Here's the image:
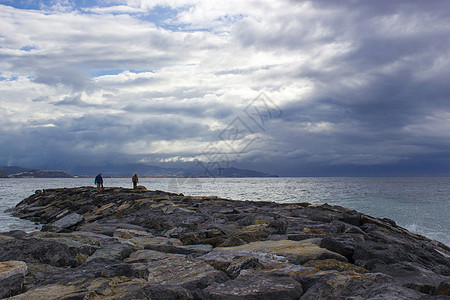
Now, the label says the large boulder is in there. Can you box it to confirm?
[0,261,27,298]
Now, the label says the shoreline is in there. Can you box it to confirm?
[0,186,449,299]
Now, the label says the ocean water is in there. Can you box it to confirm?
[0,177,448,246]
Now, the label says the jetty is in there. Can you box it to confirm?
[1,187,449,299]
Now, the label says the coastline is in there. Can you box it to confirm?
[1,177,448,247]
[0,186,449,299]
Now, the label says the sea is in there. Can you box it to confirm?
[0,177,448,247]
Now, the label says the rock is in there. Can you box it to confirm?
[6,187,450,299]
[225,255,264,279]
[87,241,136,262]
[303,259,369,273]
[203,274,303,300]
[10,277,193,300]
[199,248,290,272]
[319,237,354,261]
[29,231,115,249]
[131,236,183,249]
[145,243,213,256]
[300,272,429,300]
[113,228,153,239]
[217,240,348,264]
[124,249,186,263]
[437,281,450,296]
[78,222,148,236]
[0,261,27,298]
[146,257,229,291]
[51,212,84,230]
[0,237,94,267]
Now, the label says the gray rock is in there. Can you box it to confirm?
[87,241,136,262]
[145,243,213,256]
[146,257,229,291]
[199,248,289,272]
[124,249,186,263]
[225,255,264,279]
[0,261,27,298]
[203,274,303,300]
[300,272,428,300]
[52,212,84,229]
[8,187,450,299]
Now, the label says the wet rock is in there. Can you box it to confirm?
[0,261,27,298]
[203,274,303,300]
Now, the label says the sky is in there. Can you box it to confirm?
[0,0,449,176]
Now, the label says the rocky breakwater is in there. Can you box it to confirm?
[1,186,449,299]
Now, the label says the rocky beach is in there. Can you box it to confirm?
[0,186,449,299]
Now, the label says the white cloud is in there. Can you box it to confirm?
[1,1,450,175]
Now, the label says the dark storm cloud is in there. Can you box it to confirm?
[1,1,449,176]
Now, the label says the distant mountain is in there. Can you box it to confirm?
[189,167,275,177]
[1,164,276,178]
[0,166,74,178]
[0,171,8,178]
[0,166,31,176]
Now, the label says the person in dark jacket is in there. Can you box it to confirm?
[132,173,138,189]
[94,173,103,191]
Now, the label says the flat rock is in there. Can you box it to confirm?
[86,241,136,262]
[146,257,229,291]
[199,248,290,272]
[203,274,303,300]
[124,249,186,263]
[52,212,84,229]
[217,240,348,264]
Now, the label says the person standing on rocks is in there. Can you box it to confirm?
[132,173,139,189]
[95,173,104,191]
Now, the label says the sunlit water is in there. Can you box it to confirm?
[0,177,448,246]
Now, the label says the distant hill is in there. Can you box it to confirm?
[190,167,275,177]
[0,166,74,178]
[0,171,8,178]
[1,164,276,178]
[0,166,31,176]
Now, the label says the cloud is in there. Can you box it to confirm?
[0,1,449,176]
